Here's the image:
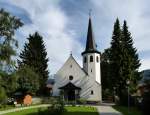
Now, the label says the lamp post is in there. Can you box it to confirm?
[126,80,130,114]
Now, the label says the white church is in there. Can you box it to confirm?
[52,16,102,103]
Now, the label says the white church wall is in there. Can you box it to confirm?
[95,53,101,84]
[52,55,87,96]
[83,53,101,84]
[52,16,102,102]
[53,55,102,102]
[79,76,102,101]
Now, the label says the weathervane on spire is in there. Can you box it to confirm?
[89,9,92,17]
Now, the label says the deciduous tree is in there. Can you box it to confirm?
[0,9,23,71]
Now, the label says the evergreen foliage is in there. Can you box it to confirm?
[18,32,49,95]
[121,20,141,93]
[16,65,39,95]
[101,48,112,90]
[110,18,123,89]
[101,19,141,105]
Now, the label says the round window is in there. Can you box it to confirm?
[69,75,73,80]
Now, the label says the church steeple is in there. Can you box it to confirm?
[86,17,96,51]
[82,16,100,55]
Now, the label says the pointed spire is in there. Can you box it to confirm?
[82,12,100,55]
[85,16,96,51]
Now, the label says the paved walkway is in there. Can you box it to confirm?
[0,104,50,115]
[96,103,122,115]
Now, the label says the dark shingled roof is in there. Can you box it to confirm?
[82,17,100,55]
[59,82,81,90]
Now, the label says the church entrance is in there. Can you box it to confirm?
[67,90,75,101]
[59,82,81,101]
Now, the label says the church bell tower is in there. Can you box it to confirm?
[81,16,101,85]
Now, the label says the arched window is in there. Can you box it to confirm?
[84,57,87,63]
[91,90,94,95]
[70,65,72,68]
[96,56,99,62]
[90,56,93,62]
[69,75,73,81]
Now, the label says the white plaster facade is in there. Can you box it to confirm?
[52,17,102,102]
[52,54,102,102]
[82,53,101,84]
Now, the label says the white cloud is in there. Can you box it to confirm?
[8,0,83,74]
[91,0,150,71]
[140,59,150,71]
[2,0,150,73]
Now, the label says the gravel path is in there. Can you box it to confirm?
[0,104,50,115]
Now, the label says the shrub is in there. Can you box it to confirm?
[38,96,64,115]
[41,97,59,104]
[77,98,87,105]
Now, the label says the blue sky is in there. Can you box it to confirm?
[0,0,150,74]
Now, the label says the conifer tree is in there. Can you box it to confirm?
[19,32,49,94]
[101,48,112,90]
[121,21,141,92]
[107,19,141,105]
[122,21,141,70]
[110,18,122,89]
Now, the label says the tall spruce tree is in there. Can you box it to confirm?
[101,48,114,98]
[19,32,49,94]
[121,21,141,92]
[101,48,112,90]
[122,21,141,70]
[108,19,141,105]
[110,18,122,89]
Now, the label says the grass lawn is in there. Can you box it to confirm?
[113,105,142,115]
[4,107,47,115]
[2,106,99,115]
[62,106,99,115]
